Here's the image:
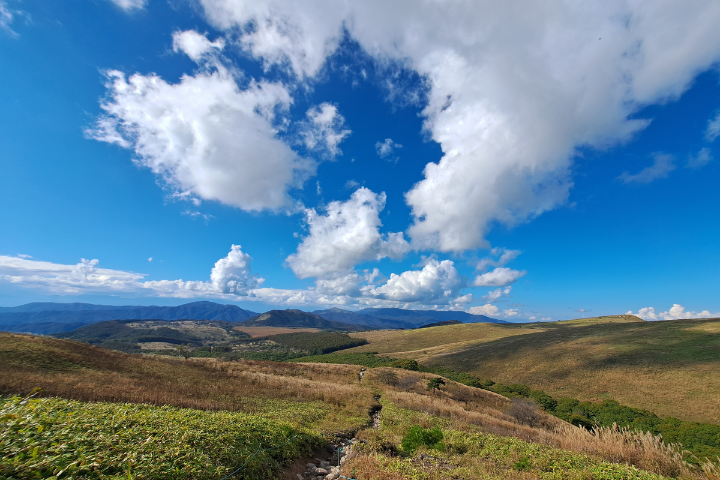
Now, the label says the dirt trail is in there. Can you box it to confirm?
[282,393,383,480]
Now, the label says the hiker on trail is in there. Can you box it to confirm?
[358,368,366,383]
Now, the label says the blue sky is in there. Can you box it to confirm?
[1,0,719,321]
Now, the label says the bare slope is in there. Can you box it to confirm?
[351,316,720,424]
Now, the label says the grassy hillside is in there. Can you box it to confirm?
[3,332,720,479]
[54,319,251,352]
[1,396,323,479]
[348,316,720,424]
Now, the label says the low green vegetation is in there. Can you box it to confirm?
[0,395,325,480]
[291,350,720,464]
[350,402,669,480]
[268,331,368,354]
[400,425,444,454]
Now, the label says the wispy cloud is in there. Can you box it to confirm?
[108,0,147,12]
[706,111,720,143]
[687,147,714,169]
[618,153,675,184]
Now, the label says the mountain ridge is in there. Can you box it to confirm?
[0,301,503,335]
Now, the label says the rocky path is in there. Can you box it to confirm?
[283,394,382,480]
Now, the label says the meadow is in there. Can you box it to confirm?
[348,316,720,424]
[3,326,720,479]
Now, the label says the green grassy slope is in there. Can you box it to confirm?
[1,396,323,480]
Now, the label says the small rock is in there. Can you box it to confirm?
[320,460,330,468]
[306,463,316,468]
[296,474,303,480]
[316,468,328,475]
[326,474,339,480]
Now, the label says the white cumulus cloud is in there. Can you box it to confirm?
[197,0,720,251]
[286,187,410,278]
[481,286,512,303]
[469,304,499,317]
[300,103,351,158]
[473,267,526,287]
[627,304,718,321]
[172,30,225,62]
[618,153,676,184]
[375,138,402,161]
[366,259,463,304]
[88,37,314,212]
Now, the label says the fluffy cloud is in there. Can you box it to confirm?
[706,111,720,143]
[109,0,146,11]
[480,286,512,303]
[618,153,676,184]
[300,103,351,158]
[366,259,463,304]
[172,30,225,62]
[286,187,410,278]
[198,1,720,251]
[88,32,314,212]
[0,245,262,298]
[375,138,402,160]
[198,0,348,78]
[687,148,714,169]
[469,304,499,317]
[473,267,526,287]
[627,304,718,321]
[314,268,380,297]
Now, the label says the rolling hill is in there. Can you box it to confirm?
[240,309,367,331]
[54,319,251,352]
[1,332,694,480]
[346,315,720,424]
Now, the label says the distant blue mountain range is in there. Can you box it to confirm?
[0,301,504,335]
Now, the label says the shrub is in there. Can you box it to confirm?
[376,371,399,386]
[507,397,542,427]
[427,378,445,392]
[396,375,420,391]
[401,425,444,454]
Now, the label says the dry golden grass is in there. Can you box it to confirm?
[352,317,720,423]
[554,423,691,478]
[234,326,321,337]
[0,332,372,432]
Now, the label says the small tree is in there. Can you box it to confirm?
[427,377,445,393]
[397,375,420,392]
[176,344,194,360]
[376,370,399,386]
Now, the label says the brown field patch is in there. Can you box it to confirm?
[233,326,321,337]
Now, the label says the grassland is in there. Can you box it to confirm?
[0,332,373,432]
[348,316,720,424]
[3,331,720,479]
[234,326,321,337]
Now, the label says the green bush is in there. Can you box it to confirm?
[401,425,444,454]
